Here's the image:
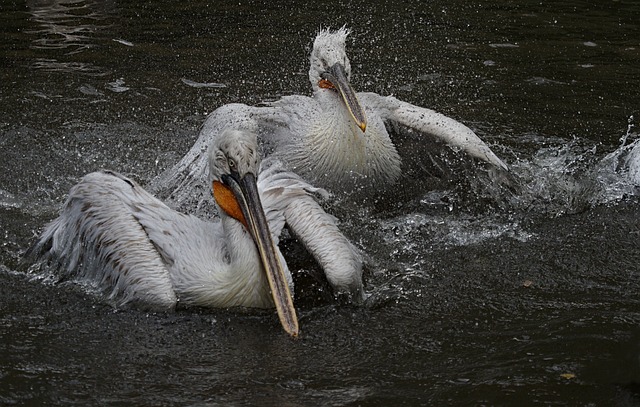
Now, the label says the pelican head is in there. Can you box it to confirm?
[309,27,367,132]
[208,129,298,337]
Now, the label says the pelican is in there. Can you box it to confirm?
[150,27,509,212]
[28,129,364,337]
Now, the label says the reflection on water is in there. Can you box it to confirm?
[26,0,114,75]
[29,58,109,75]
[28,0,105,53]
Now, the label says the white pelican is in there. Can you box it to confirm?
[150,27,508,210]
[29,129,364,337]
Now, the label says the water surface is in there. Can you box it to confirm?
[1,0,640,405]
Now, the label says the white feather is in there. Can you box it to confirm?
[151,28,508,204]
[31,130,364,309]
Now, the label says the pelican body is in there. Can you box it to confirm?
[151,27,508,209]
[29,129,364,337]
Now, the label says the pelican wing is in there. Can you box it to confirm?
[258,159,364,299]
[29,170,287,310]
[148,103,282,215]
[360,92,509,171]
[29,171,179,309]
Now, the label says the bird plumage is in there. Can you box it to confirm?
[150,27,508,208]
[29,129,363,332]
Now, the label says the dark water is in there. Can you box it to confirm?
[2,0,640,405]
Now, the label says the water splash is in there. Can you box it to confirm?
[0,189,21,209]
[480,123,639,217]
[380,212,531,254]
[599,116,639,187]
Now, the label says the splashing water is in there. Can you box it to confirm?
[490,122,639,217]
[599,116,640,188]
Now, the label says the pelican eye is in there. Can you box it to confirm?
[228,158,236,169]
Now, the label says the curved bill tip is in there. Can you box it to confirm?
[285,320,300,338]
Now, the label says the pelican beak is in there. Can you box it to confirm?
[321,62,367,132]
[221,172,299,337]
